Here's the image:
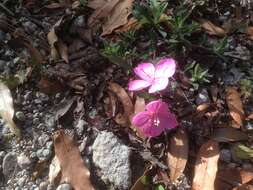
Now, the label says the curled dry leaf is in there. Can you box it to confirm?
[47,20,69,63]
[246,26,253,40]
[167,128,188,182]
[192,140,220,190]
[49,156,61,185]
[38,77,65,94]
[226,87,245,127]
[233,183,253,190]
[108,82,134,126]
[212,127,248,142]
[215,168,253,190]
[0,82,21,137]
[133,96,146,139]
[88,0,134,36]
[200,19,227,37]
[53,130,94,190]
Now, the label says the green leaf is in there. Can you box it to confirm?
[140,175,151,186]
[232,144,253,159]
[155,184,165,190]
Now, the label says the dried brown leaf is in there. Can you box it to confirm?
[49,156,61,185]
[200,19,227,37]
[247,113,253,120]
[47,20,69,63]
[0,82,21,137]
[88,0,134,36]
[246,26,253,40]
[226,87,245,127]
[38,77,64,94]
[192,140,220,190]
[167,128,188,182]
[134,96,145,115]
[212,127,248,142]
[53,130,94,190]
[215,169,253,190]
[102,0,134,36]
[108,82,134,126]
[233,183,253,190]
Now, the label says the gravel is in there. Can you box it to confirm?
[92,131,132,190]
[56,183,73,190]
[2,152,18,179]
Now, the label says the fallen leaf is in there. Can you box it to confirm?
[167,128,188,182]
[212,127,248,142]
[232,144,253,159]
[233,183,253,190]
[215,168,253,190]
[38,77,65,94]
[247,113,253,120]
[192,140,220,190]
[53,130,94,190]
[0,82,21,137]
[102,0,134,36]
[32,160,48,180]
[88,0,134,36]
[49,156,61,185]
[108,82,134,126]
[115,18,141,33]
[200,19,227,37]
[226,87,245,127]
[246,26,253,40]
[134,96,145,115]
[54,97,76,121]
[47,19,69,63]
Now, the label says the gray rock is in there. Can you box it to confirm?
[39,181,48,190]
[92,131,131,189]
[75,119,86,137]
[2,152,18,178]
[38,133,50,146]
[220,149,231,162]
[56,184,72,190]
[17,153,31,170]
[16,111,26,121]
[22,21,37,34]
[196,89,210,105]
[0,151,6,163]
[0,30,6,42]
[17,176,26,187]
[73,16,85,27]
[0,60,6,72]
[36,148,51,161]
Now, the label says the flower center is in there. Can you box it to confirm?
[150,111,160,127]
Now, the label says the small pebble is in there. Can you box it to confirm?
[56,183,73,190]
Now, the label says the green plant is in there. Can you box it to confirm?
[133,0,168,28]
[101,42,137,70]
[79,0,87,7]
[167,5,199,50]
[185,62,212,89]
[240,79,252,98]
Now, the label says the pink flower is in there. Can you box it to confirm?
[132,100,178,137]
[128,58,176,93]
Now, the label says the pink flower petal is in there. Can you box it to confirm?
[134,63,155,82]
[128,80,151,91]
[132,111,151,127]
[146,100,168,113]
[158,112,178,130]
[142,124,164,137]
[148,77,168,93]
[155,58,176,78]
